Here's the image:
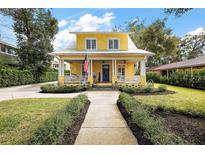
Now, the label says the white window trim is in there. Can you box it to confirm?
[101,63,111,82]
[107,38,120,50]
[117,64,126,81]
[85,38,97,50]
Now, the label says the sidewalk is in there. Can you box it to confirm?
[75,91,138,145]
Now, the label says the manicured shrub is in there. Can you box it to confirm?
[118,84,168,94]
[40,84,87,93]
[0,67,57,87]
[143,85,153,93]
[147,68,205,89]
[118,93,187,145]
[158,85,167,92]
[30,94,89,144]
[146,72,160,83]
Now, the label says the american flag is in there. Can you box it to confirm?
[84,55,89,73]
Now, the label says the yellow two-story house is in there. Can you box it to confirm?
[51,32,153,86]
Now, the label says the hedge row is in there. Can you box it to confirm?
[30,94,89,144]
[118,93,187,145]
[118,85,167,94]
[147,68,205,89]
[40,84,87,93]
[0,68,58,87]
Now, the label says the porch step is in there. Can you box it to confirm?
[91,84,114,91]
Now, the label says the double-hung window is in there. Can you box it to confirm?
[86,39,97,50]
[108,39,119,50]
[118,64,125,81]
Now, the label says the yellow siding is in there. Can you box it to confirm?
[126,61,135,80]
[76,33,128,51]
[70,61,82,75]
[70,61,113,83]
[92,61,102,83]
[58,76,64,85]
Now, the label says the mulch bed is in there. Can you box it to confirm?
[118,100,205,145]
[132,90,176,96]
[117,101,153,145]
[153,110,205,145]
[61,101,90,145]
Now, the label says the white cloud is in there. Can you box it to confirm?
[53,29,76,50]
[187,27,205,35]
[53,12,116,50]
[58,19,69,28]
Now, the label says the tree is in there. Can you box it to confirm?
[127,19,181,67]
[0,9,58,81]
[164,8,192,17]
[180,29,205,59]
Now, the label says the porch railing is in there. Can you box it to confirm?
[64,75,88,84]
[117,75,140,83]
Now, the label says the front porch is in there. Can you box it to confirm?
[58,58,147,86]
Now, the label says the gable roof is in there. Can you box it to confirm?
[150,55,205,71]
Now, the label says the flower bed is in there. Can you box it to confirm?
[118,84,174,95]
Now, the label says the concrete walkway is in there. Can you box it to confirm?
[0,82,83,101]
[75,91,138,145]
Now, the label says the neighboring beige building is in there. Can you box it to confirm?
[0,40,19,66]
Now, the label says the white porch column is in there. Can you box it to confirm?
[88,59,93,85]
[58,59,62,76]
[90,59,93,77]
[140,60,146,85]
[58,59,65,85]
[112,60,115,77]
[140,60,146,76]
[114,60,117,75]
[112,59,117,84]
[61,59,64,76]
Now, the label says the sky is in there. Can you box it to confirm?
[0,8,205,50]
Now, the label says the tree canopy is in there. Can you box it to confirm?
[164,8,192,17]
[180,30,205,59]
[126,18,181,67]
[0,9,58,80]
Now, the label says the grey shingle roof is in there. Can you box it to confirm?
[150,55,205,71]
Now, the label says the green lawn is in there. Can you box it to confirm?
[135,84,205,116]
[0,98,69,144]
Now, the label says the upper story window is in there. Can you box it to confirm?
[86,39,97,50]
[108,39,119,50]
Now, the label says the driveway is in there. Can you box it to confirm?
[0,82,84,101]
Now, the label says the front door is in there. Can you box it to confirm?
[102,64,110,82]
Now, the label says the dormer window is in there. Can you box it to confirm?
[108,39,119,50]
[86,38,97,50]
